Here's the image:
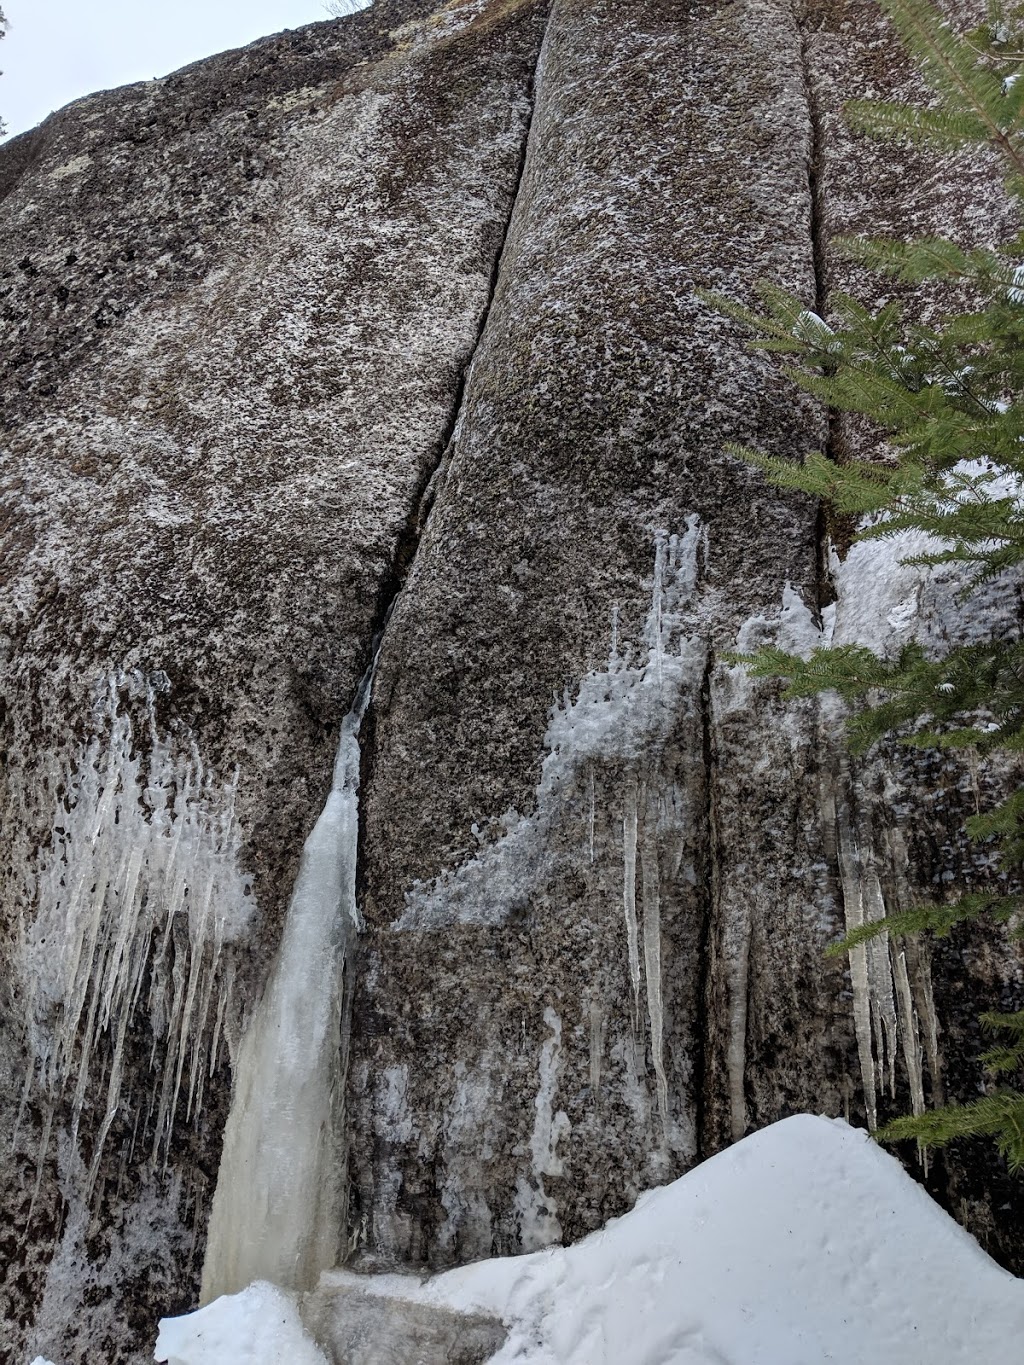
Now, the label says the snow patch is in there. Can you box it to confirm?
[410,1115,1024,1364]
[155,1282,327,1365]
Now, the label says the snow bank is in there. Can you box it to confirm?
[330,1115,1024,1365]
[156,1116,1024,1365]
[154,1282,327,1365]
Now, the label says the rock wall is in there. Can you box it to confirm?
[350,0,829,1262]
[0,2,548,1358]
[1,0,1022,1359]
[350,0,1024,1275]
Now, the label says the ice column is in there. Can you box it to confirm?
[200,659,377,1301]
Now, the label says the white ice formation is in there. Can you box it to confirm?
[514,1006,571,1251]
[738,462,1021,1132]
[200,657,377,1301]
[18,673,254,1203]
[398,521,706,932]
[398,523,706,1150]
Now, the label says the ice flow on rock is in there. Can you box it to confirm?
[200,656,379,1301]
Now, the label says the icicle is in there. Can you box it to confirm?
[165,880,216,1145]
[862,868,898,1099]
[835,792,939,1137]
[640,794,669,1141]
[587,766,595,864]
[835,807,878,1129]
[208,966,232,1081]
[84,988,134,1204]
[888,827,943,1109]
[11,1059,34,1155]
[186,942,219,1123]
[911,942,942,1106]
[27,1101,54,1229]
[622,774,641,1031]
[892,948,925,1119]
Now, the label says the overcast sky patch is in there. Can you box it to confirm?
[1,0,373,140]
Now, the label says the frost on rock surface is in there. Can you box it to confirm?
[17,673,253,1200]
[399,522,707,934]
[24,1154,192,1365]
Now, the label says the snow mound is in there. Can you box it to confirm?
[354,1115,1024,1365]
[156,1116,1024,1364]
[154,1281,327,1365]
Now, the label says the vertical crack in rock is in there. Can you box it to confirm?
[798,30,842,614]
[356,12,549,869]
[202,18,551,1301]
[799,34,830,336]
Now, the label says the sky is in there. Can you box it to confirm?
[1,0,372,141]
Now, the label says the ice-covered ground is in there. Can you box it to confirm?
[151,1114,1024,1365]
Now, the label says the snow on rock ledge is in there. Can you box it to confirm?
[162,1115,1024,1365]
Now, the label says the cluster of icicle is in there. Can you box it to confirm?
[733,466,1003,1148]
[18,673,254,1207]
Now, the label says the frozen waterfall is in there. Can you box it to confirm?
[200,658,377,1301]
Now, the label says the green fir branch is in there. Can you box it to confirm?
[878,1091,1024,1172]
[825,892,1020,954]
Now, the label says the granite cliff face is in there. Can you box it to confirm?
[1,0,1022,1360]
